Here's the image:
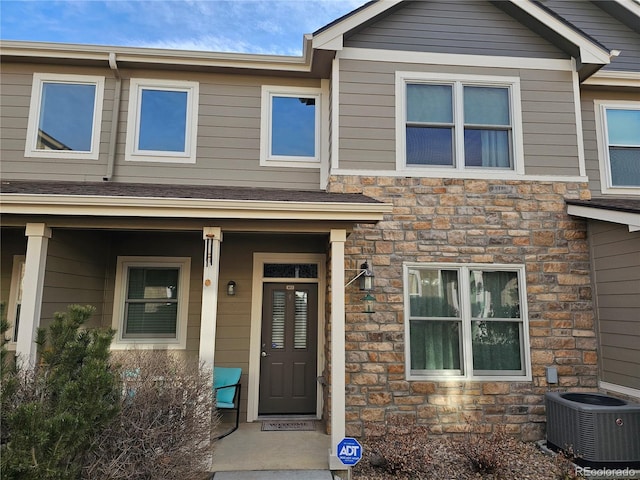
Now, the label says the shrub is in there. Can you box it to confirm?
[83,350,218,480]
[1,305,120,480]
[451,427,513,474]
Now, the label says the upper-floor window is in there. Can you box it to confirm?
[25,73,105,159]
[595,101,640,195]
[260,85,321,168]
[396,72,523,174]
[111,256,191,349]
[125,79,199,163]
[404,263,531,381]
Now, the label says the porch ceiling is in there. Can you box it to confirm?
[0,180,393,223]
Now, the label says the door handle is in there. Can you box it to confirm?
[261,351,271,357]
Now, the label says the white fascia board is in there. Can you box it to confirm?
[0,194,393,222]
[339,47,573,71]
[0,39,313,73]
[567,204,640,231]
[583,70,640,88]
[513,0,612,65]
[312,0,403,51]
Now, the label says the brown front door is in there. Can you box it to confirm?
[259,283,318,415]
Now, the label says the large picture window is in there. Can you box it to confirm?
[125,79,199,163]
[25,73,104,159]
[595,101,640,194]
[112,257,190,349]
[404,263,530,380]
[260,85,321,167]
[397,72,523,174]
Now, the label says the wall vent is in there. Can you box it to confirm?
[545,392,640,464]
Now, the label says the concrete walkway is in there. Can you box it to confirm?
[213,470,334,479]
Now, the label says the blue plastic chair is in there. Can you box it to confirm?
[213,366,242,439]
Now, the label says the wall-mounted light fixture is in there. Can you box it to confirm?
[345,261,376,313]
[227,280,236,296]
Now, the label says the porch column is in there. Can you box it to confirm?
[329,229,346,470]
[16,223,51,369]
[199,227,222,369]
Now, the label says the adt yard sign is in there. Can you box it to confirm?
[337,437,362,466]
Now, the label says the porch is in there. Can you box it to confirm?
[211,422,331,472]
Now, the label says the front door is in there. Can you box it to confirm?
[259,283,318,415]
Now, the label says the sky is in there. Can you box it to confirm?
[0,0,369,56]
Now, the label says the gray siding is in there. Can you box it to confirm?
[544,1,640,72]
[580,88,639,197]
[344,0,567,59]
[41,230,110,331]
[338,59,580,176]
[589,221,640,390]
[0,63,322,190]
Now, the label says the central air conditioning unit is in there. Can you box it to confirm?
[545,392,640,465]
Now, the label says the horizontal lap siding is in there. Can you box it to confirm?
[590,221,640,390]
[544,0,640,72]
[0,63,321,190]
[344,0,566,59]
[338,59,580,175]
[41,230,110,331]
[580,89,639,197]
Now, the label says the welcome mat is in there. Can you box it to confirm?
[261,420,317,432]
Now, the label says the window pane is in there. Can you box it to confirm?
[37,82,96,151]
[128,268,179,300]
[294,290,308,349]
[407,127,453,165]
[469,270,520,319]
[464,129,511,168]
[472,321,522,371]
[409,269,460,317]
[271,290,286,349]
[263,264,317,278]
[464,86,510,126]
[125,302,177,336]
[138,89,187,152]
[607,109,640,146]
[407,84,452,123]
[271,96,316,157]
[609,147,640,186]
[410,320,461,370]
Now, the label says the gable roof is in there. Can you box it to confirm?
[312,0,614,79]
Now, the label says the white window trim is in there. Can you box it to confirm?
[125,78,199,164]
[594,100,640,196]
[111,256,191,350]
[260,85,322,168]
[6,255,25,351]
[395,71,525,176]
[25,73,104,160]
[403,262,532,382]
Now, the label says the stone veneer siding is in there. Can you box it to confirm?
[327,176,597,442]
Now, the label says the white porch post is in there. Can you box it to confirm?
[199,227,222,369]
[16,223,51,369]
[329,229,347,469]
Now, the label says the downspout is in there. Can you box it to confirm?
[104,52,121,181]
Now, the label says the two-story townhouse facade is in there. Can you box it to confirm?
[1,0,639,469]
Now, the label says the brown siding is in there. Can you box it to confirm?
[344,0,566,59]
[338,59,580,176]
[589,221,640,390]
[40,229,110,331]
[0,63,322,190]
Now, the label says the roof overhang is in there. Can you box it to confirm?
[566,199,640,232]
[582,70,640,88]
[0,36,335,78]
[313,0,613,81]
[0,193,391,222]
